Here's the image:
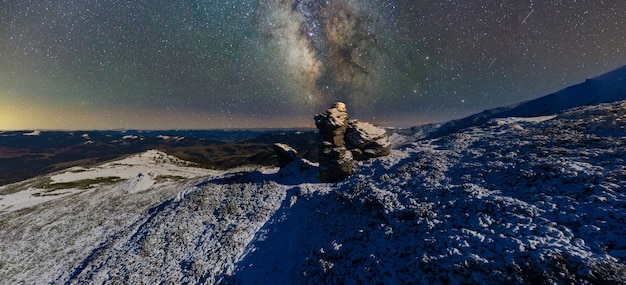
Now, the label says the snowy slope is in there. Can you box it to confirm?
[226,101,626,284]
[0,150,294,284]
[0,150,212,212]
[1,101,626,282]
[429,65,626,139]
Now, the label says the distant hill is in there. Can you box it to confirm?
[0,129,318,186]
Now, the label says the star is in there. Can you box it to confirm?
[0,1,624,129]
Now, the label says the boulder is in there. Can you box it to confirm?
[273,143,298,168]
[318,146,354,183]
[345,120,391,160]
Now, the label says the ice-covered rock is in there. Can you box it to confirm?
[317,146,354,183]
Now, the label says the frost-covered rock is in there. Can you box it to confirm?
[317,146,354,183]
[346,120,391,160]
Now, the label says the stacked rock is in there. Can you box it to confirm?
[314,102,355,183]
[313,102,391,182]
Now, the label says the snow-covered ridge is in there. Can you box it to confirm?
[1,101,626,283]
[427,64,626,139]
[228,101,626,284]
[51,149,204,183]
[0,150,213,212]
[23,130,42,136]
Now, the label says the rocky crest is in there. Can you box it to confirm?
[314,102,355,182]
[314,102,390,182]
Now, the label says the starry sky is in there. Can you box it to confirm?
[1,0,625,130]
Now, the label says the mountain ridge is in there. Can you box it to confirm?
[1,66,626,284]
[426,64,626,139]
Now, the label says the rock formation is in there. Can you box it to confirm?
[272,143,317,180]
[273,143,298,168]
[314,102,354,183]
[345,120,391,160]
[314,102,390,182]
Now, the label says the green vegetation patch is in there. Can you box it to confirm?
[31,191,70,197]
[43,176,125,191]
[154,175,187,183]
[0,180,34,195]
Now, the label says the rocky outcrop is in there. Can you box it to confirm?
[273,143,298,168]
[345,120,391,160]
[314,102,390,182]
[314,102,354,183]
[315,102,350,147]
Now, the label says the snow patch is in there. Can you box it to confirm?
[122,135,140,140]
[23,130,41,136]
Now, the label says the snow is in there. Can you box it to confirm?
[274,143,298,156]
[23,130,41,136]
[122,135,140,140]
[154,135,188,142]
[491,115,557,125]
[0,186,80,212]
[51,150,209,184]
[1,97,626,283]
[0,150,213,212]
[429,65,626,139]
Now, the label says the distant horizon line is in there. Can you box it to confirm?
[0,121,432,132]
[0,124,427,133]
[0,127,319,132]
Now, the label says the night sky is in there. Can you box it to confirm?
[1,1,625,130]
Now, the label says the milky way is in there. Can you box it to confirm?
[0,1,625,129]
[257,0,386,111]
